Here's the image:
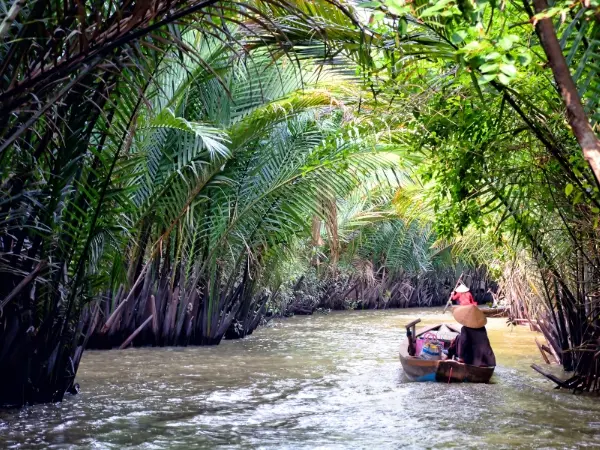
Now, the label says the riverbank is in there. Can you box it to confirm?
[1,309,598,449]
[85,268,499,348]
[270,269,497,318]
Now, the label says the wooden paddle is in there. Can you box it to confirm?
[443,273,464,313]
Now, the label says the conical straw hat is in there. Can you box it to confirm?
[455,283,470,293]
[452,305,487,328]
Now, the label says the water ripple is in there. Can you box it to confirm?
[1,308,598,449]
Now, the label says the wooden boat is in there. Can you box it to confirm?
[479,306,509,317]
[399,321,495,383]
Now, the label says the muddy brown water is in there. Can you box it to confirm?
[1,308,599,449]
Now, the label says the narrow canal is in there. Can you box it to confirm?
[2,309,599,449]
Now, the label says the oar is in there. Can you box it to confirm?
[443,273,464,313]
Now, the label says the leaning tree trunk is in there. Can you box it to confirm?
[529,0,600,185]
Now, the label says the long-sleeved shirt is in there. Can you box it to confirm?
[451,291,477,306]
[448,326,496,367]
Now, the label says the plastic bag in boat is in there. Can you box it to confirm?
[419,333,442,360]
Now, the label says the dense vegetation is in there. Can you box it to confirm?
[1,0,599,406]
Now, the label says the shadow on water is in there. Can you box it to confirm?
[1,308,599,449]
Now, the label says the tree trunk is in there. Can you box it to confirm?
[531,0,600,185]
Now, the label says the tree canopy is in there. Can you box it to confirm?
[1,0,600,406]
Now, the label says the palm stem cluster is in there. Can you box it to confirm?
[0,0,383,407]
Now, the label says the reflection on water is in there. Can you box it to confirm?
[1,308,599,449]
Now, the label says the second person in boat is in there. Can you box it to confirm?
[451,282,477,306]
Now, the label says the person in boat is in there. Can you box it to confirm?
[447,305,496,367]
[451,282,477,306]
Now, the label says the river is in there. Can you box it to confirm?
[1,308,599,449]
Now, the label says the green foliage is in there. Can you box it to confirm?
[355,0,600,379]
[0,0,381,406]
[3,0,600,404]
